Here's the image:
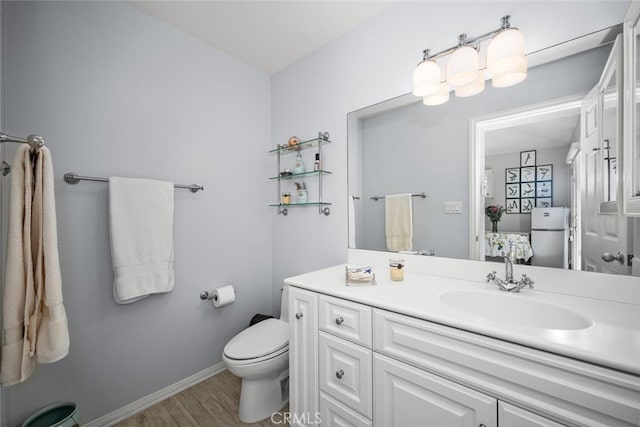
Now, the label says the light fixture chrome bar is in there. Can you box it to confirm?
[424,15,514,60]
[371,193,426,201]
[63,172,204,193]
[0,132,45,149]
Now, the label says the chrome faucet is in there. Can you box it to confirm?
[504,248,515,283]
[486,247,534,293]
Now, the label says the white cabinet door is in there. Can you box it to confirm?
[499,402,564,427]
[319,331,372,419]
[374,353,497,427]
[289,287,318,427]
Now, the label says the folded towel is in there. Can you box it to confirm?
[385,193,413,252]
[1,145,69,386]
[109,177,175,304]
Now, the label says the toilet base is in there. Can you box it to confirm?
[238,369,289,423]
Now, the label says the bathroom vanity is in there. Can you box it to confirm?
[286,260,640,427]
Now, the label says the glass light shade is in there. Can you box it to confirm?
[492,56,528,88]
[423,82,450,106]
[412,59,441,97]
[455,69,485,97]
[447,45,479,87]
[487,28,525,74]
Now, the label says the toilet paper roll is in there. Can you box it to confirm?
[212,285,235,308]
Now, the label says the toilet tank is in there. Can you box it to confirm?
[280,283,289,322]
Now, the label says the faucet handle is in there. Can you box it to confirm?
[486,271,497,283]
[520,274,534,288]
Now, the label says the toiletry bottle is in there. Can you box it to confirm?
[314,153,321,171]
[293,152,305,174]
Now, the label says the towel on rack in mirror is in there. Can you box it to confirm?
[385,193,413,252]
[348,195,356,248]
[1,145,69,386]
[109,177,175,304]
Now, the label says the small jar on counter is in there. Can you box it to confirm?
[389,258,405,281]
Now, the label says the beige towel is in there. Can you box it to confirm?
[385,193,413,252]
[1,145,69,386]
[109,177,175,304]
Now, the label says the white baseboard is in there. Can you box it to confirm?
[84,362,227,427]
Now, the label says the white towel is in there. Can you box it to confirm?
[109,177,175,304]
[1,145,69,386]
[348,195,356,248]
[385,193,413,252]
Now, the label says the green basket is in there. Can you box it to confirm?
[22,402,79,427]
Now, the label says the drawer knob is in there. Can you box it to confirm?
[479,424,487,427]
[295,312,303,320]
[335,369,344,379]
[335,316,344,325]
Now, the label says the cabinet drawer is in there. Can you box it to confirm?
[319,331,372,419]
[320,392,372,427]
[499,402,565,427]
[319,294,372,347]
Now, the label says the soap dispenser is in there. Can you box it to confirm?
[293,151,305,174]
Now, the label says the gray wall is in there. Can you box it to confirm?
[355,47,608,259]
[1,2,272,425]
[485,145,572,233]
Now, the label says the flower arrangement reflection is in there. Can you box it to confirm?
[485,205,505,232]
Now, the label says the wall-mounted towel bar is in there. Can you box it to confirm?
[63,172,204,193]
[1,132,46,176]
[371,193,426,201]
[0,132,45,149]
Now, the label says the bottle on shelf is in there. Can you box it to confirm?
[293,152,305,174]
[314,153,321,171]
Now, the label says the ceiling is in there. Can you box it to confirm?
[129,1,394,74]
[485,113,581,157]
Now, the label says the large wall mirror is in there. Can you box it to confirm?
[348,23,640,277]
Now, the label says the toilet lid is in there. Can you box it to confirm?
[224,319,289,360]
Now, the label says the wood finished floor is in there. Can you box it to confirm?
[114,370,289,427]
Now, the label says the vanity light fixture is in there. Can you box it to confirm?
[412,15,527,106]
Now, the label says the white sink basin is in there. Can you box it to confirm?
[440,290,593,330]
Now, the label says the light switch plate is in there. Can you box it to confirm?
[444,201,462,214]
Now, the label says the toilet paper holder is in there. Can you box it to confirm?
[199,290,214,300]
[199,288,236,302]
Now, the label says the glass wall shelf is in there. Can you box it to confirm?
[270,170,332,180]
[269,137,331,154]
[270,131,331,216]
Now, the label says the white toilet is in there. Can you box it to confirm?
[222,285,290,423]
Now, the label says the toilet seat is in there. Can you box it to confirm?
[223,319,289,362]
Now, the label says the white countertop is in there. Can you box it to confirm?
[285,264,640,376]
